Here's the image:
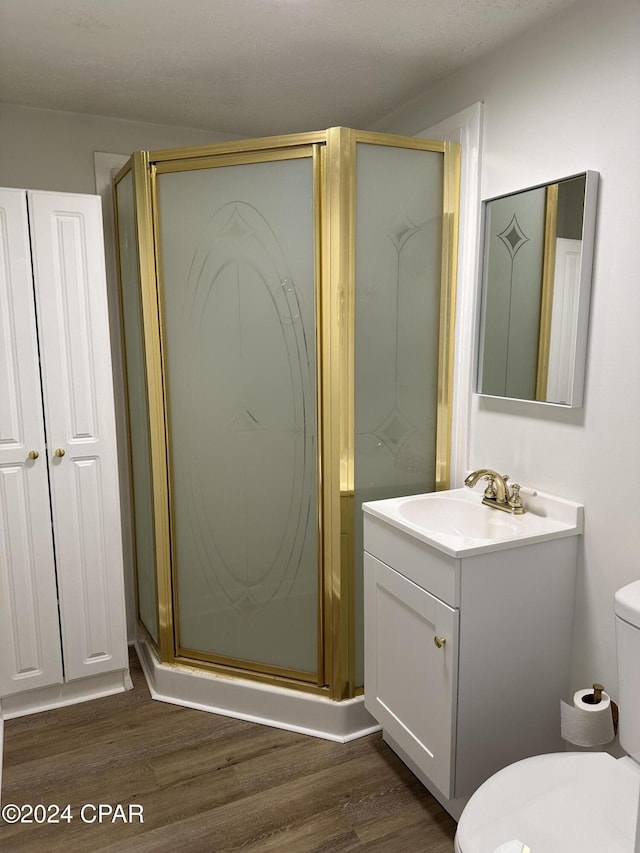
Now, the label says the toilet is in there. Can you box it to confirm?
[455,580,640,853]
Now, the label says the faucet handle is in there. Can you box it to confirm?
[507,483,527,514]
[509,483,522,507]
[483,476,497,500]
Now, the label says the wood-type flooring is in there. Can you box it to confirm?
[1,649,456,852]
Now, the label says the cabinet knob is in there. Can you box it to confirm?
[434,635,446,649]
[54,447,66,458]
[28,450,39,460]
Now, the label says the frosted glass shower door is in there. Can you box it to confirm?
[156,154,318,678]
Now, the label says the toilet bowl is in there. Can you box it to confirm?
[455,580,640,853]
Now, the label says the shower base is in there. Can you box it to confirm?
[135,633,380,742]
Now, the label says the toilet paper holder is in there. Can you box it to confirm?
[581,683,619,735]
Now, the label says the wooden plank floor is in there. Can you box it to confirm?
[1,650,457,852]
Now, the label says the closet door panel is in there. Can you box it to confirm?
[28,191,128,681]
[0,189,63,696]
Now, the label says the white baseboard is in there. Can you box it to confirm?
[0,669,132,720]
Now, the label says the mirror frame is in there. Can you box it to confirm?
[476,170,599,408]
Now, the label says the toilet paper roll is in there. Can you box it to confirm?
[560,688,615,747]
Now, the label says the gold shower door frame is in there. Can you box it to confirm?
[121,128,460,701]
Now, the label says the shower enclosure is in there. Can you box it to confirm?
[114,128,459,719]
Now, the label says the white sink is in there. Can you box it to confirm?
[362,487,583,557]
[398,494,521,539]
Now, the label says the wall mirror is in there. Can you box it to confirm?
[476,170,598,407]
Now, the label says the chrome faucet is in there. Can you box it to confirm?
[464,468,525,514]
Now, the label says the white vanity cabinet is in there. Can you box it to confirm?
[363,497,580,817]
[0,188,130,714]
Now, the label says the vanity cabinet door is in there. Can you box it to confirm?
[364,552,458,798]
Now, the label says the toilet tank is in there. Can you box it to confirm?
[615,579,640,762]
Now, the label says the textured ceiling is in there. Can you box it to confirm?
[0,0,578,137]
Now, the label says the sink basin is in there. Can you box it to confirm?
[362,487,583,556]
[398,495,520,540]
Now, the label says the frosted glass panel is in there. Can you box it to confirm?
[354,144,443,686]
[156,158,317,675]
[115,170,158,644]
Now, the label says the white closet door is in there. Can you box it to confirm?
[0,189,63,696]
[28,191,128,681]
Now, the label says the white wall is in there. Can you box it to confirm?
[0,103,238,193]
[373,0,640,700]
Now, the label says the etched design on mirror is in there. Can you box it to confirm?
[498,213,530,259]
[494,212,534,395]
[175,201,315,616]
[479,187,546,402]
